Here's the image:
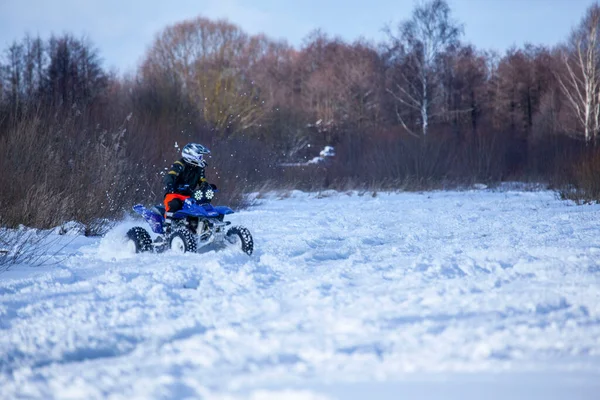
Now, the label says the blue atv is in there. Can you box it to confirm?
[125,185,253,255]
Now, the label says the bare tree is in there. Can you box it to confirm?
[384,0,462,137]
[557,3,600,144]
[293,31,382,146]
[5,42,24,118]
[436,45,488,138]
[141,17,271,136]
[44,35,108,110]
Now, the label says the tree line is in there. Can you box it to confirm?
[2,0,600,232]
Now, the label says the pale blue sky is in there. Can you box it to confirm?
[0,0,595,74]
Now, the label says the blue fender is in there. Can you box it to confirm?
[213,206,234,215]
[173,200,234,219]
[132,204,165,234]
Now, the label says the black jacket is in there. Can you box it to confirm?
[163,158,206,196]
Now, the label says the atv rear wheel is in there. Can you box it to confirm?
[225,226,254,255]
[169,228,197,253]
[126,227,152,253]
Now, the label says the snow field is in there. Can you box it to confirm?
[1,190,600,399]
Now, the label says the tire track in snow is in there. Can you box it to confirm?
[1,190,600,398]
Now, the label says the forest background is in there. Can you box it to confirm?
[3,0,600,234]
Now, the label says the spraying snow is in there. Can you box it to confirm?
[1,189,599,399]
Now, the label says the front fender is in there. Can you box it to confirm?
[213,206,234,215]
[174,200,233,218]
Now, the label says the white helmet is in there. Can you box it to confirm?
[182,143,210,167]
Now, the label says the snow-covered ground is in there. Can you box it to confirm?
[1,189,600,399]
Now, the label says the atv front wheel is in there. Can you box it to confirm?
[126,227,152,253]
[225,226,254,255]
[169,228,197,253]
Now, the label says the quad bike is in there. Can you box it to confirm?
[126,185,253,255]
